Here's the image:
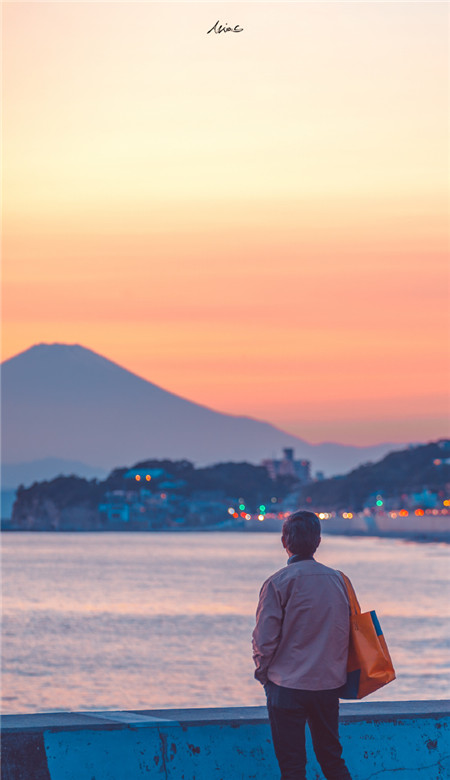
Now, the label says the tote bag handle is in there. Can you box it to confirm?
[338,571,361,616]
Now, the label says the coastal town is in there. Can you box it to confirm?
[5,440,450,541]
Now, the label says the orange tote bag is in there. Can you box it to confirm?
[338,572,396,699]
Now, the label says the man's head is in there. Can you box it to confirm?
[282,510,321,558]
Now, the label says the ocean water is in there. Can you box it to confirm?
[2,532,449,714]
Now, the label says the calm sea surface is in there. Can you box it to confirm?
[2,532,449,714]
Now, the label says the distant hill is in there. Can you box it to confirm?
[8,442,449,531]
[297,440,450,511]
[9,458,298,531]
[2,343,405,484]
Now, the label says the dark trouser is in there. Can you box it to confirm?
[265,681,352,780]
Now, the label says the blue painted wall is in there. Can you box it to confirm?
[2,702,449,779]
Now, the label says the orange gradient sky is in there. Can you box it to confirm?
[2,2,449,445]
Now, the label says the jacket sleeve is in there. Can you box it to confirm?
[252,579,283,685]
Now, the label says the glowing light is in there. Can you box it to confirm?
[259,505,266,512]
[135,475,141,482]
[228,507,235,515]
[347,512,353,519]
[433,459,442,466]
[399,509,409,517]
[145,475,151,481]
[271,497,277,503]
[319,513,325,519]
[233,512,239,519]
[239,504,245,511]
[240,512,246,518]
[160,493,167,499]
[415,508,425,516]
[245,513,252,520]
[376,500,383,507]
[391,512,397,518]
[443,499,450,507]
[258,514,264,521]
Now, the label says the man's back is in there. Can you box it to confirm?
[253,511,353,780]
[252,558,350,690]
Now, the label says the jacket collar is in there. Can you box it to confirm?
[287,554,314,565]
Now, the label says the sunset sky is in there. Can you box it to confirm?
[2,2,449,445]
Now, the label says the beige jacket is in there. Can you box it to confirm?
[252,558,350,690]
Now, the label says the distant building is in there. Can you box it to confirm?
[411,489,439,509]
[262,448,311,483]
[124,467,166,482]
[98,502,130,523]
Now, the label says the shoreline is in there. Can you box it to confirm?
[2,525,449,542]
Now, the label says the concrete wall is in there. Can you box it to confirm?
[2,701,449,779]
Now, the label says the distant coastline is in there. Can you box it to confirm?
[2,512,449,543]
[3,441,449,543]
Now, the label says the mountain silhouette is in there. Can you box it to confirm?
[2,343,401,483]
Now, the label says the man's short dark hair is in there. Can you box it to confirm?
[282,510,321,557]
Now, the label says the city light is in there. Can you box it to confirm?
[228,507,235,515]
[145,475,151,481]
[258,514,264,521]
[135,475,141,482]
[239,504,245,511]
[259,505,266,512]
[376,500,383,507]
[415,509,424,516]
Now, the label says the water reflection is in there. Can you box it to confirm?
[2,532,449,713]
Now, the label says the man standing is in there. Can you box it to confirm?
[252,510,353,780]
